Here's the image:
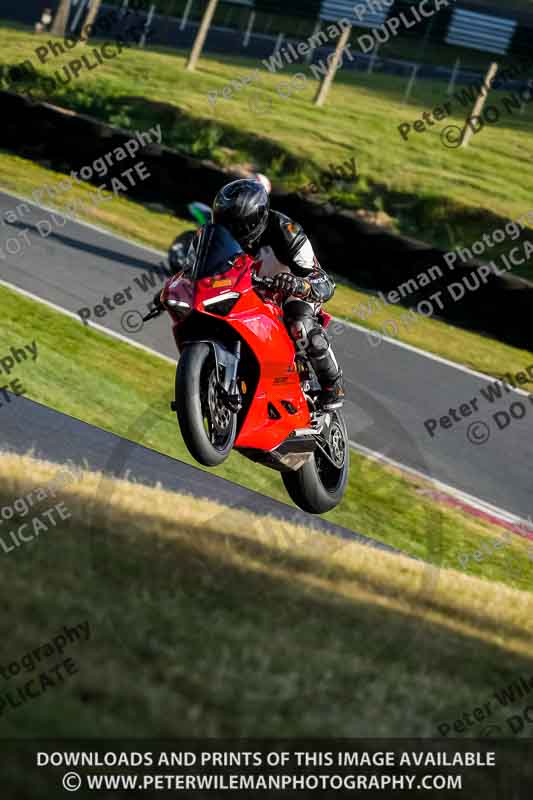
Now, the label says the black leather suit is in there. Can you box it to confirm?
[248,211,341,391]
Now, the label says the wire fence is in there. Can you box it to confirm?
[4,0,533,114]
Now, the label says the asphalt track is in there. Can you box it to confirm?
[0,390,392,551]
[0,189,532,525]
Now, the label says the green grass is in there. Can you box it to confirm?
[3,146,533,389]
[0,22,532,787]
[94,0,533,73]
[331,282,533,392]
[2,282,532,594]
[1,24,533,497]
[0,150,192,249]
[1,25,533,277]
[0,452,532,747]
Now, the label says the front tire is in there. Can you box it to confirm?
[282,412,349,514]
[175,343,237,467]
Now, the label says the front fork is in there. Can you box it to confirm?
[198,339,242,413]
[170,340,242,415]
[220,341,242,413]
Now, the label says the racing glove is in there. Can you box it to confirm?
[272,272,311,299]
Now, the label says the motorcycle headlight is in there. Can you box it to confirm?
[203,292,241,316]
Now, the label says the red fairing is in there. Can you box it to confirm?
[163,254,312,452]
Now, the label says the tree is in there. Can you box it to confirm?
[51,0,72,37]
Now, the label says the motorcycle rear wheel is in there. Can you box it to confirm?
[175,343,237,467]
[282,411,349,514]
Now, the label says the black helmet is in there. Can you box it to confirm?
[212,179,269,250]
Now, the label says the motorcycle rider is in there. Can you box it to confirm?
[167,179,344,411]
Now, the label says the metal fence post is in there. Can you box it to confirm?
[447,57,461,96]
[243,9,255,47]
[140,3,155,47]
[402,64,419,105]
[367,42,380,75]
[180,0,193,31]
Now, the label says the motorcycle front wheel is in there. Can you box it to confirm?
[175,342,237,467]
[282,411,349,514]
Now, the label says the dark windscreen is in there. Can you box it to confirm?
[194,224,244,279]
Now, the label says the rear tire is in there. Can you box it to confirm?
[175,343,237,467]
[282,412,349,514]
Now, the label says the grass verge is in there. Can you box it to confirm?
[1,25,532,275]
[2,148,533,387]
[0,451,532,743]
[1,282,532,593]
[331,283,533,391]
[0,149,192,249]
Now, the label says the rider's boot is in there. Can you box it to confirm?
[318,372,345,411]
[304,330,345,411]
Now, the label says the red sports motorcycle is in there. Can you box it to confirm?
[143,224,349,514]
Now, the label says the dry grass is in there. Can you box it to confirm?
[1,451,532,753]
[5,280,533,592]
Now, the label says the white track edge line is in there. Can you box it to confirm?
[349,438,529,527]
[0,187,167,258]
[0,280,525,528]
[0,193,528,521]
[336,317,533,399]
[2,187,529,396]
[0,278,176,364]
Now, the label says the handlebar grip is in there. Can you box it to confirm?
[142,307,163,322]
[253,274,274,288]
